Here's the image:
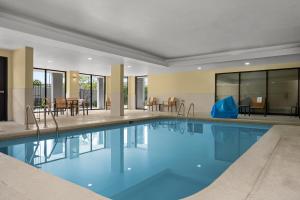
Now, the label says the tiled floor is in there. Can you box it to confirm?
[0,110,299,140]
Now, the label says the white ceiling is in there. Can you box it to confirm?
[0,1,299,74]
[0,27,166,76]
[0,27,300,76]
[0,0,299,59]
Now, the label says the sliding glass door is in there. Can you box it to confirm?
[240,71,267,114]
[215,67,300,115]
[33,68,66,112]
[79,73,105,110]
[268,69,298,114]
[123,77,128,109]
[92,76,105,109]
[215,73,239,103]
[46,70,66,103]
[136,76,148,109]
[79,74,91,106]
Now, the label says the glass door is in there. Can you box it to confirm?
[79,74,91,108]
[268,69,298,114]
[136,76,148,109]
[46,70,66,102]
[33,69,46,113]
[123,77,128,109]
[92,76,105,109]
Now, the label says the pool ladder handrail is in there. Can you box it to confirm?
[44,106,59,138]
[25,105,41,140]
[187,103,195,118]
[177,102,185,117]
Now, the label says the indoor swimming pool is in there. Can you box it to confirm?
[0,119,271,200]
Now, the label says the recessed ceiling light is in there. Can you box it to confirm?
[245,62,250,66]
[48,60,53,63]
[197,67,202,70]
[88,57,93,61]
[128,66,132,68]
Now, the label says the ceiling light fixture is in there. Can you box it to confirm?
[88,57,93,61]
[128,66,132,68]
[244,62,250,66]
[197,67,202,70]
[48,60,53,63]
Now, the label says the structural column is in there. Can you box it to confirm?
[111,64,124,116]
[128,76,136,110]
[12,47,33,124]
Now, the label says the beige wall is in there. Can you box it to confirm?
[66,71,80,98]
[148,62,300,113]
[0,49,13,120]
[106,76,111,101]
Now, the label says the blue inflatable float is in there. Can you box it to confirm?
[211,96,238,119]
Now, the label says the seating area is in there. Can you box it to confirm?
[34,97,89,117]
[145,97,177,112]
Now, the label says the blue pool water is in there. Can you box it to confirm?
[0,119,270,200]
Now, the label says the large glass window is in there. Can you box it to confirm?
[268,69,298,114]
[240,71,267,114]
[79,73,105,110]
[33,69,46,109]
[216,67,300,115]
[123,77,128,109]
[215,73,239,103]
[79,74,91,106]
[46,70,65,103]
[136,76,148,109]
[92,76,105,109]
[33,68,66,112]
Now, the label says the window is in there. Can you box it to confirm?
[215,68,300,115]
[240,71,267,114]
[79,73,106,110]
[92,76,105,109]
[136,76,148,109]
[215,73,239,103]
[268,69,298,114]
[33,68,66,112]
[123,77,128,109]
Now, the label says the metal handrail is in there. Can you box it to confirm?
[187,103,195,118]
[44,106,59,138]
[177,102,185,117]
[26,105,41,140]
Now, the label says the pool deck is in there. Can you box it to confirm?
[0,110,300,200]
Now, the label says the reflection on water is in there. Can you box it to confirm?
[0,119,270,200]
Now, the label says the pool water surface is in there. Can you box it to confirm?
[0,119,270,200]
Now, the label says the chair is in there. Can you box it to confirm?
[54,97,67,116]
[78,99,89,115]
[44,98,52,114]
[146,97,158,111]
[250,97,267,116]
[163,97,177,112]
[239,97,251,116]
[106,97,111,110]
[67,98,79,116]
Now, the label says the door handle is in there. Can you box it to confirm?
[0,91,4,94]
